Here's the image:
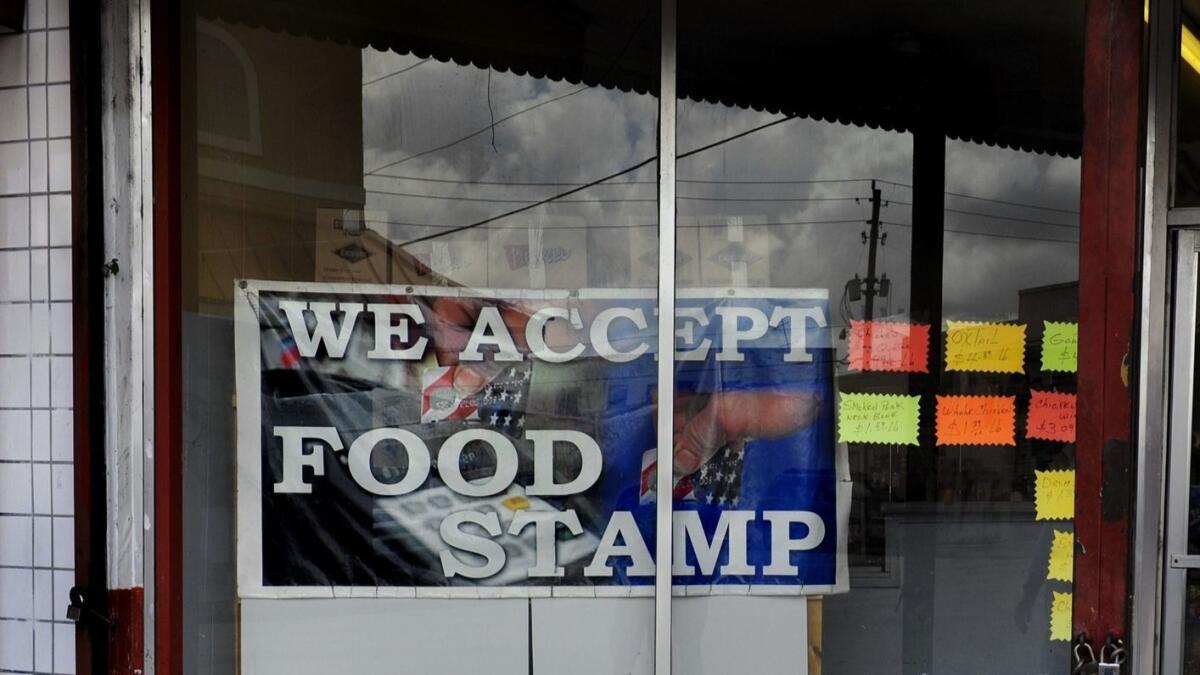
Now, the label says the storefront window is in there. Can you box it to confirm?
[180,1,1084,672]
[183,2,661,672]
[674,3,1081,672]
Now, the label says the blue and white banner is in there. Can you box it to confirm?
[235,281,849,598]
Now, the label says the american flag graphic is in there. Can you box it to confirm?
[475,364,532,432]
[692,441,745,507]
[420,366,479,423]
[639,448,695,505]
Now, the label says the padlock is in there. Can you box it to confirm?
[1097,635,1126,675]
[65,587,87,623]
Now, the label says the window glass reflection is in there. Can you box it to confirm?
[675,2,1081,673]
[183,2,660,673]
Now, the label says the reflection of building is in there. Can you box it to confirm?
[1018,281,1079,385]
[192,20,365,313]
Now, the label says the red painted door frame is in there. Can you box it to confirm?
[69,0,108,672]
[1075,0,1142,647]
[142,0,1145,672]
[152,0,184,671]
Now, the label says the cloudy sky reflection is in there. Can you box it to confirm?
[361,48,1079,327]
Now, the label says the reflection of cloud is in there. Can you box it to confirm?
[942,140,1079,319]
[358,48,1080,325]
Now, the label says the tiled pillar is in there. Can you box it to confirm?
[0,0,76,673]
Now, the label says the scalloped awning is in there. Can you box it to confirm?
[197,0,1083,158]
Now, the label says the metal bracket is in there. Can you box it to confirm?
[1168,553,1200,569]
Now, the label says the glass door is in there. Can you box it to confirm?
[1163,229,1200,674]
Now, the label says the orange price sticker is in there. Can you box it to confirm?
[848,320,930,373]
[934,395,1016,446]
[1026,390,1077,443]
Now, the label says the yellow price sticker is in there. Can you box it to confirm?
[1035,470,1075,521]
[944,321,1027,374]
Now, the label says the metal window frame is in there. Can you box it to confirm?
[1160,229,1200,675]
[654,0,677,672]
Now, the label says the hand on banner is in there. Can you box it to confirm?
[672,390,820,477]
[426,296,531,394]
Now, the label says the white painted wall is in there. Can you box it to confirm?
[0,0,77,673]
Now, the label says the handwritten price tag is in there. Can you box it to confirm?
[944,321,1027,374]
[1041,321,1078,373]
[1026,390,1077,443]
[1047,529,1074,582]
[934,395,1016,446]
[848,320,930,373]
[1035,469,1075,521]
[837,393,921,445]
[1050,591,1072,642]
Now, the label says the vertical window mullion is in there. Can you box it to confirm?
[654,0,677,673]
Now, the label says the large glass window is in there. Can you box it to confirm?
[183,2,661,672]
[180,1,1085,673]
[673,3,1081,673]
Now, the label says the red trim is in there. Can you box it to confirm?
[1075,0,1141,642]
[108,588,145,675]
[70,0,109,671]
[152,0,183,671]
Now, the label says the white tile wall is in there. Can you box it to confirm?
[0,1,77,672]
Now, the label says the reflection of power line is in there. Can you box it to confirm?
[880,221,1077,244]
[943,207,1077,230]
[362,58,432,87]
[366,213,1079,247]
[370,217,867,232]
[369,173,876,186]
[364,86,593,174]
[366,173,1079,214]
[885,200,1076,229]
[370,174,657,187]
[363,187,861,204]
[364,5,655,176]
[366,189,656,204]
[392,114,802,249]
[943,191,1077,215]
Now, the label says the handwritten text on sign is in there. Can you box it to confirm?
[837,393,921,445]
[944,321,1027,373]
[1047,529,1074,582]
[1050,591,1072,642]
[847,320,930,373]
[934,395,1017,446]
[1041,321,1078,373]
[1035,469,1075,521]
[1026,390,1077,443]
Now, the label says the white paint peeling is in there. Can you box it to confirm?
[100,0,155,671]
